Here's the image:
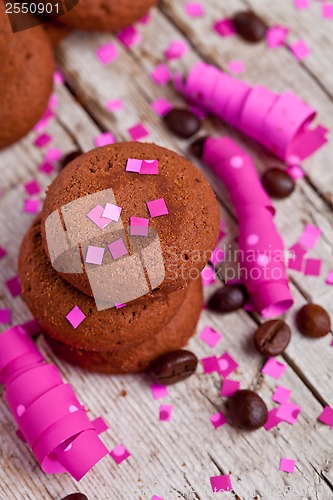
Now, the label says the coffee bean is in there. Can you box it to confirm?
[254,320,291,356]
[60,150,81,170]
[164,109,201,138]
[61,494,88,500]
[208,284,248,313]
[227,390,268,430]
[232,11,267,43]
[296,304,331,338]
[147,349,198,385]
[262,168,295,199]
[190,136,208,158]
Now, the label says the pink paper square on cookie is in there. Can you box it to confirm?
[151,98,173,116]
[96,43,118,64]
[85,246,105,265]
[151,64,171,85]
[130,217,149,237]
[279,458,295,473]
[304,258,322,276]
[185,2,204,17]
[87,205,112,229]
[214,18,236,37]
[217,352,238,378]
[262,358,286,379]
[199,326,222,348]
[126,158,142,173]
[140,160,159,175]
[221,379,240,398]
[147,198,168,217]
[94,132,116,147]
[110,444,131,464]
[210,412,227,429]
[102,203,122,222]
[210,475,232,493]
[150,384,168,400]
[66,306,86,329]
[290,39,310,61]
[128,123,149,141]
[159,405,173,422]
[108,239,128,260]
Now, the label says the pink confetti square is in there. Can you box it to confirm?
[140,159,159,175]
[276,401,301,424]
[325,270,333,285]
[150,384,169,400]
[39,162,55,175]
[279,458,295,473]
[299,224,321,249]
[85,245,105,265]
[117,26,142,48]
[54,69,64,85]
[87,205,112,230]
[110,444,131,464]
[318,406,333,427]
[185,2,204,17]
[202,356,218,373]
[151,64,172,85]
[214,18,236,37]
[151,497,165,500]
[92,416,109,434]
[66,306,86,329]
[322,3,333,19]
[34,133,52,148]
[130,217,149,237]
[126,158,142,173]
[96,43,118,64]
[6,276,21,297]
[288,254,304,272]
[210,475,232,493]
[210,246,225,265]
[290,39,310,61]
[139,13,151,25]
[0,309,11,324]
[264,407,283,431]
[108,239,128,260]
[164,40,188,60]
[293,0,309,9]
[262,358,286,379]
[210,412,227,429]
[199,326,222,348]
[151,97,173,116]
[159,405,173,422]
[227,59,245,74]
[115,303,127,309]
[102,203,122,222]
[128,123,149,141]
[201,266,216,287]
[221,379,240,398]
[286,164,305,180]
[45,148,63,162]
[147,198,168,218]
[106,99,123,112]
[0,247,7,260]
[217,352,239,378]
[24,199,40,214]
[304,258,322,276]
[266,25,289,48]
[24,180,41,196]
[272,386,291,403]
[94,132,116,147]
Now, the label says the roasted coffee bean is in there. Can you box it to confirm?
[190,136,208,158]
[254,320,291,356]
[232,11,267,43]
[60,150,82,170]
[147,349,198,385]
[262,168,295,199]
[61,494,88,500]
[208,284,248,313]
[228,390,268,430]
[164,108,201,138]
[296,304,331,338]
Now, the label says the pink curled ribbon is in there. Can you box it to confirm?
[175,61,328,163]
[202,136,294,317]
[0,326,108,481]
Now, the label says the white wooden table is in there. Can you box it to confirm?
[1,1,333,498]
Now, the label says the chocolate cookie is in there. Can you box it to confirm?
[0,8,54,149]
[43,278,203,374]
[19,217,187,352]
[40,142,220,298]
[54,0,157,32]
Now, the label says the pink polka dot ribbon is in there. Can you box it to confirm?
[0,326,108,481]
[175,61,328,163]
[201,137,294,318]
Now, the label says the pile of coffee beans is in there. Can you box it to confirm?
[227,390,268,430]
[147,349,198,385]
[296,304,331,338]
[254,319,291,356]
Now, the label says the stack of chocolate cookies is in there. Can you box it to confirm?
[19,142,220,374]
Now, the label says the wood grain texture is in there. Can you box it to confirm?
[0,1,333,499]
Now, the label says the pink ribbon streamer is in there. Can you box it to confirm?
[202,136,294,317]
[175,61,328,162]
[0,326,108,481]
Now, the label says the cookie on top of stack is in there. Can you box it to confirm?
[19,142,220,374]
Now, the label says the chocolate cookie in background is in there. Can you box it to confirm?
[43,278,203,374]
[40,142,220,296]
[18,217,188,352]
[51,0,157,32]
[0,5,54,150]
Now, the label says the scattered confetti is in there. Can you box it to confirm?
[110,444,131,464]
[199,326,222,348]
[24,180,41,196]
[39,162,55,175]
[185,2,204,17]
[96,43,118,64]
[286,164,305,180]
[279,458,295,473]
[54,69,64,84]
[264,408,283,431]
[87,205,112,230]
[210,246,225,265]
[106,99,123,112]
[318,406,333,427]
[210,474,232,493]
[325,270,333,285]
[150,384,169,400]
[102,203,122,222]
[276,400,301,424]
[146,198,169,217]
[130,217,149,237]
[151,97,173,116]
[262,358,286,379]
[217,352,239,378]
[201,266,216,287]
[213,18,236,37]
[117,26,142,48]
[140,159,159,175]
[322,3,333,19]
[290,39,310,61]
[299,224,321,249]
[221,379,240,398]
[92,416,109,434]
[227,59,245,74]
[266,25,289,48]
[85,246,105,265]
[45,148,63,162]
[151,64,172,85]
[210,412,227,429]
[202,356,218,374]
[94,132,116,147]
[293,0,309,10]
[24,199,40,214]
[151,496,165,500]
[66,306,86,329]
[304,258,322,276]
[272,386,291,404]
[34,133,52,148]
[0,247,7,260]
[128,123,149,141]
[159,405,173,422]
[108,239,128,260]
[164,40,188,60]
[0,309,11,324]
[6,276,21,297]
